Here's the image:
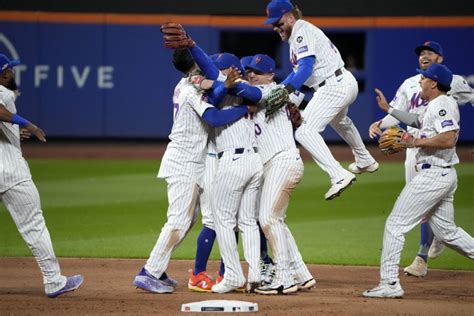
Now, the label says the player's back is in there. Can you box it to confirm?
[158,78,210,179]
[214,94,256,153]
[254,82,297,163]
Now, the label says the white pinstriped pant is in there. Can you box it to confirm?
[295,70,375,184]
[404,148,418,183]
[1,180,67,294]
[212,150,263,285]
[200,153,218,230]
[380,166,474,283]
[258,150,313,286]
[145,175,200,278]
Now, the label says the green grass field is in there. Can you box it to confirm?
[1,159,473,270]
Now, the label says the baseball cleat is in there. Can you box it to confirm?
[211,279,245,294]
[428,238,445,259]
[188,270,215,293]
[363,282,404,298]
[324,173,356,200]
[297,278,316,290]
[133,267,174,294]
[255,283,298,295]
[348,161,379,174]
[403,256,428,277]
[47,275,84,298]
[259,261,275,286]
[215,273,245,292]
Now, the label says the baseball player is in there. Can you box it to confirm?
[0,54,84,298]
[204,53,263,294]
[363,64,474,298]
[133,48,257,294]
[263,0,378,200]
[369,41,474,277]
[239,54,315,295]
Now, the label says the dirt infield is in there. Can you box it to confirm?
[1,258,473,315]
[21,141,473,162]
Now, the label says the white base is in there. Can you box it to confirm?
[181,300,258,313]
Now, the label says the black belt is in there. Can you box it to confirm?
[217,147,258,159]
[318,68,343,88]
[420,163,451,170]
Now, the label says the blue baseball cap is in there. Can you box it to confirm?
[415,41,443,56]
[416,63,453,87]
[240,56,254,69]
[213,52,244,74]
[0,54,20,71]
[246,54,276,74]
[263,0,294,25]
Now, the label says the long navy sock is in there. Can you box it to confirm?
[194,226,216,275]
[258,222,273,264]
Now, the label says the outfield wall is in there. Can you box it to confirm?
[1,12,473,141]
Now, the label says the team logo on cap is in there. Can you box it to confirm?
[255,56,261,64]
[424,41,431,45]
[297,36,303,43]
[439,109,446,116]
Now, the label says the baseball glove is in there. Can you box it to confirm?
[160,22,195,49]
[288,103,303,129]
[263,86,289,116]
[378,126,414,155]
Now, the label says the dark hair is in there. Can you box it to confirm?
[172,48,195,74]
[437,83,451,93]
[292,5,303,20]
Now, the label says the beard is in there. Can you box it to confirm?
[5,77,18,91]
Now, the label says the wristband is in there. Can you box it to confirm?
[11,114,30,127]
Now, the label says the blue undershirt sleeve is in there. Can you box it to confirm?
[189,46,219,80]
[207,81,227,105]
[284,55,315,90]
[229,83,262,102]
[281,71,295,86]
[202,106,249,128]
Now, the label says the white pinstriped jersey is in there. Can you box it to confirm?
[254,82,297,164]
[387,74,473,136]
[288,19,344,88]
[214,94,256,153]
[417,95,459,167]
[0,86,31,192]
[157,77,213,180]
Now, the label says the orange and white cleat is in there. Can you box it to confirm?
[188,270,215,293]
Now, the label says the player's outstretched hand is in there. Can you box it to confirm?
[224,67,242,89]
[374,88,390,112]
[369,120,382,139]
[26,122,46,142]
[19,128,31,140]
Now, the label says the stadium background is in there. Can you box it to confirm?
[0,1,473,314]
[0,1,473,141]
